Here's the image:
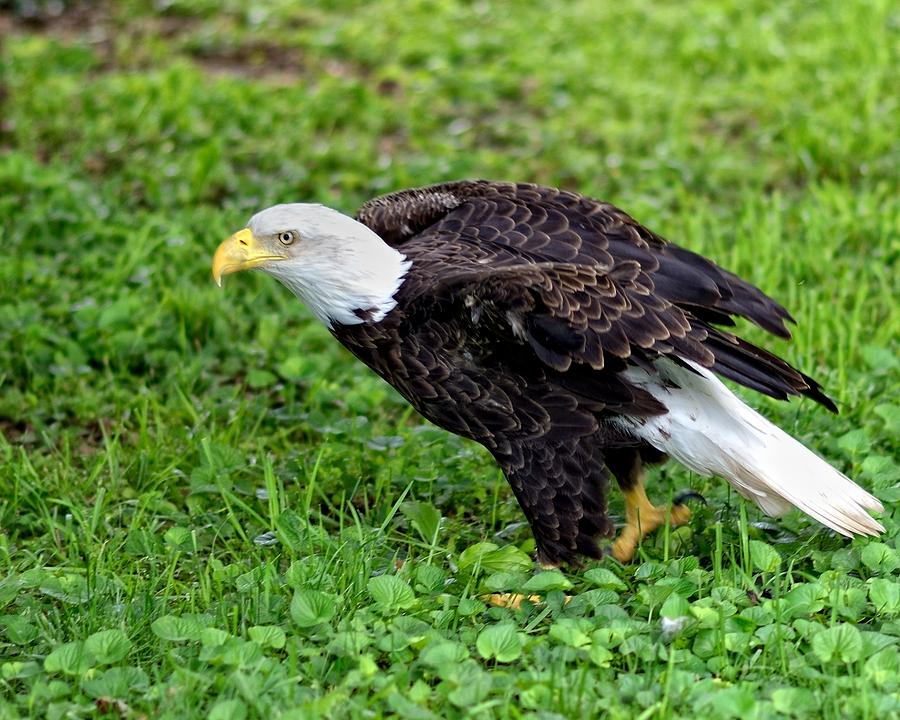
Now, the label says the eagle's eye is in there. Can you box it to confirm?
[278,231,296,246]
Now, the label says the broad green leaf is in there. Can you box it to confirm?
[793,619,823,642]
[327,631,371,657]
[248,625,286,649]
[0,578,19,610]
[756,623,796,646]
[151,614,209,642]
[247,369,277,389]
[861,345,900,372]
[368,575,416,612]
[234,567,264,593]
[860,630,896,656]
[200,628,232,647]
[400,501,442,543]
[874,404,900,435]
[387,691,437,718]
[520,683,552,709]
[446,661,493,707]
[0,615,38,645]
[705,686,757,716]
[276,355,308,381]
[84,629,132,665]
[164,526,193,551]
[749,540,781,573]
[456,597,484,616]
[740,605,775,626]
[221,639,264,669]
[290,589,337,627]
[861,543,900,573]
[811,623,863,663]
[484,571,527,592]
[458,542,533,574]
[724,631,751,653]
[861,455,900,485]
[690,605,720,628]
[392,616,430,643]
[276,510,307,553]
[638,583,675,608]
[377,630,411,653]
[565,588,620,615]
[476,623,523,662]
[38,574,90,605]
[589,643,613,667]
[583,568,627,591]
[209,699,248,720]
[864,647,900,688]
[660,593,691,619]
[619,634,653,659]
[415,564,448,593]
[521,571,572,593]
[2,661,41,681]
[691,629,718,659]
[548,618,591,648]
[44,641,94,675]
[634,562,667,580]
[419,640,469,669]
[81,666,148,699]
[782,583,826,618]
[837,429,870,456]
[869,578,900,615]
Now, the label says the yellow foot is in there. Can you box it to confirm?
[485,562,567,609]
[485,592,572,609]
[486,593,544,610]
[610,486,694,563]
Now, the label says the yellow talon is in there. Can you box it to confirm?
[486,593,544,610]
[485,592,572,609]
[611,482,692,563]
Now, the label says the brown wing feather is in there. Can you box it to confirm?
[503,435,615,565]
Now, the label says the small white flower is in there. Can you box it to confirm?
[660,615,689,639]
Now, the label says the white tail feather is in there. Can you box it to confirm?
[616,359,884,537]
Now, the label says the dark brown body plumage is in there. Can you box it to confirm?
[331,181,835,564]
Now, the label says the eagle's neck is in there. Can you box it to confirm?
[265,214,411,328]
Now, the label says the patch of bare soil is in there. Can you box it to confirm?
[0,417,36,445]
[0,0,109,35]
[188,40,307,83]
[1,1,312,83]
[0,0,114,68]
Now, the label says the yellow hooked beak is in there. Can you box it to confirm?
[211,228,287,287]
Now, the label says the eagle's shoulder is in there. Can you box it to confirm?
[357,180,672,278]
[355,180,496,246]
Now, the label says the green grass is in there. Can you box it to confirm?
[1,0,898,717]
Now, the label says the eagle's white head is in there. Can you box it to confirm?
[212,204,411,327]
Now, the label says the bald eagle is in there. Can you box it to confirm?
[212,181,883,564]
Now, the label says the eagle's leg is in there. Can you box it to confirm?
[608,448,692,563]
[611,479,692,562]
[487,437,614,608]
